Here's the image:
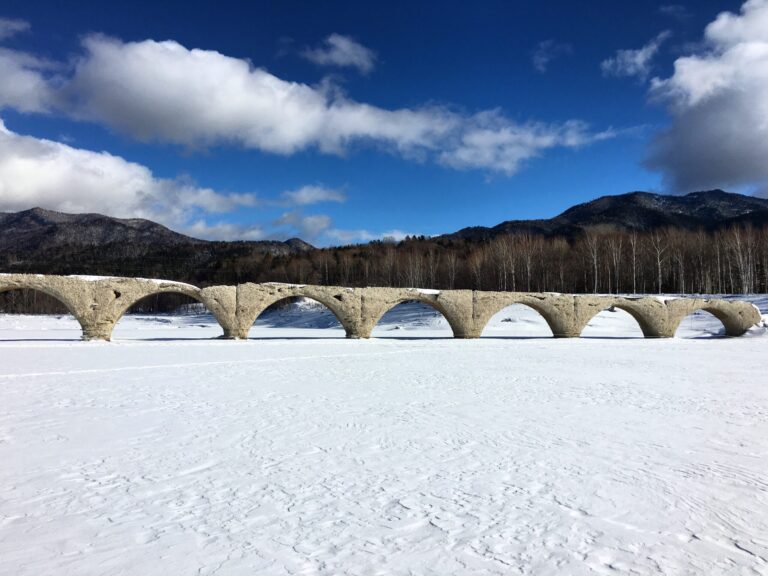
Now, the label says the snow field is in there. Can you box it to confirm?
[0,298,767,575]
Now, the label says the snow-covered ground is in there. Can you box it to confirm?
[1,297,767,575]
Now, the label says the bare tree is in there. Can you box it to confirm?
[649,230,668,294]
[583,230,601,293]
[468,249,485,290]
[426,248,440,288]
[517,233,538,292]
[628,229,639,294]
[338,252,353,285]
[491,236,511,290]
[444,250,459,289]
[607,233,624,294]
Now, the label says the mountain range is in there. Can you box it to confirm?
[442,189,768,240]
[0,208,314,254]
[2,189,768,283]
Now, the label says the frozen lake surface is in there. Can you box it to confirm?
[1,298,767,575]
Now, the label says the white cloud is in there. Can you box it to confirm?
[280,185,346,205]
[183,219,265,241]
[0,119,369,241]
[0,118,258,238]
[301,33,376,74]
[646,0,768,191]
[0,17,29,40]
[325,228,412,244]
[659,4,692,21]
[0,34,613,176]
[299,214,333,238]
[274,210,333,240]
[58,35,454,156]
[270,212,412,244]
[601,31,671,80]
[438,112,615,175]
[531,40,572,73]
[0,48,56,112]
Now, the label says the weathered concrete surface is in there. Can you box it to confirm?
[0,274,762,341]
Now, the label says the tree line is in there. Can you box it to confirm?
[2,224,767,315]
[238,224,768,295]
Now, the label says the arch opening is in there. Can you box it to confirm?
[0,287,81,341]
[674,309,727,339]
[250,296,348,339]
[371,299,455,338]
[480,303,555,338]
[112,292,220,340]
[580,306,645,338]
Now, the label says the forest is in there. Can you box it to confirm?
[215,224,768,295]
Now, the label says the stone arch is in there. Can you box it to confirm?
[108,284,225,339]
[0,283,77,316]
[369,298,457,337]
[112,284,205,319]
[241,292,358,338]
[672,307,729,338]
[579,305,648,338]
[365,295,465,338]
[476,299,565,337]
[666,298,761,338]
[110,290,214,339]
[0,277,93,334]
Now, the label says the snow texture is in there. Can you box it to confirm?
[1,297,767,575]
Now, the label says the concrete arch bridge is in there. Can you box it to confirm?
[0,274,761,341]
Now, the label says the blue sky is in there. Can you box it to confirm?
[1,0,765,244]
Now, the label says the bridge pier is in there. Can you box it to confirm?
[80,320,117,341]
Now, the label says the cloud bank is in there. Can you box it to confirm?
[0,23,620,242]
[0,33,612,176]
[647,0,768,192]
[0,119,363,241]
[0,118,262,238]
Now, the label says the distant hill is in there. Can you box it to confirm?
[0,207,204,251]
[441,190,768,240]
[0,207,316,253]
[0,207,314,284]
